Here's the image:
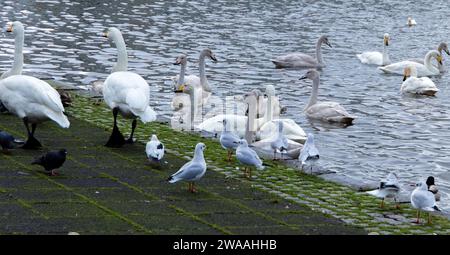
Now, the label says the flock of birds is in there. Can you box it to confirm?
[0,17,446,224]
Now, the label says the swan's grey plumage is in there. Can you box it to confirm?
[271,35,332,68]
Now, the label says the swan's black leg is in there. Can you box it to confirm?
[22,118,42,149]
[125,119,137,144]
[105,107,125,148]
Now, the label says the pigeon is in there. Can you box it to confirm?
[235,139,264,179]
[31,149,67,176]
[299,133,319,173]
[270,121,288,160]
[0,130,15,153]
[146,134,164,162]
[167,143,207,193]
[426,176,441,202]
[219,119,240,161]
[411,181,440,224]
[366,172,401,209]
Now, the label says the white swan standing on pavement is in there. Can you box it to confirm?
[102,27,157,147]
[300,70,355,125]
[271,35,332,68]
[0,22,69,149]
[357,33,391,66]
[1,21,24,79]
[400,65,438,96]
[167,143,207,193]
[378,50,442,77]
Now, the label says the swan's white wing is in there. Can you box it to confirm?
[357,51,383,65]
[401,77,438,94]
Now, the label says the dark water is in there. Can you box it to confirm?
[1,0,450,210]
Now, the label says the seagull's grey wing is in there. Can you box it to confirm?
[220,132,240,149]
[237,147,262,166]
[299,142,311,163]
[173,161,205,181]
[412,190,436,209]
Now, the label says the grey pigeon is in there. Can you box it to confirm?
[0,130,15,153]
[32,149,67,176]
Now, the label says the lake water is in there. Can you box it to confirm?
[1,0,450,210]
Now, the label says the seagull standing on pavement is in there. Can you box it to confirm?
[366,172,401,209]
[270,121,289,160]
[411,181,440,224]
[219,119,240,162]
[236,139,265,179]
[167,143,207,193]
[146,134,165,163]
[298,133,319,173]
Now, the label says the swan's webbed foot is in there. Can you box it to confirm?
[22,136,42,150]
[105,126,125,148]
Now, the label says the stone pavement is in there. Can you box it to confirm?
[0,107,364,234]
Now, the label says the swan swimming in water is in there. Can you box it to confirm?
[356,33,390,66]
[299,70,355,125]
[378,50,442,77]
[271,35,332,69]
[410,42,449,73]
[401,65,438,96]
[102,27,157,147]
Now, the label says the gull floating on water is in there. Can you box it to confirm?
[167,143,207,193]
[298,133,319,173]
[219,119,240,162]
[236,139,265,179]
[407,17,417,27]
[146,134,165,163]
[366,172,400,209]
[411,181,441,224]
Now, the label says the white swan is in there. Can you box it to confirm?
[102,27,157,147]
[1,21,24,79]
[410,42,449,73]
[300,70,355,125]
[258,86,307,143]
[356,33,390,66]
[400,65,438,96]
[0,75,70,149]
[172,49,217,105]
[271,35,332,68]
[407,17,417,27]
[378,50,442,77]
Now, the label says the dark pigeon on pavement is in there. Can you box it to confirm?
[31,149,67,176]
[0,130,15,153]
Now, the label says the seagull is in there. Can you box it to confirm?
[411,181,441,224]
[426,176,441,202]
[366,172,401,209]
[235,139,265,179]
[219,119,240,162]
[407,17,417,27]
[167,143,207,193]
[146,134,165,163]
[298,133,319,173]
[31,149,67,176]
[270,121,288,160]
[0,130,15,153]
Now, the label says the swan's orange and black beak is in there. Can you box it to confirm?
[384,36,389,46]
[403,68,410,81]
[174,84,185,93]
[6,23,13,33]
[299,75,307,80]
[210,54,218,62]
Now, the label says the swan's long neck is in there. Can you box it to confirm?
[11,28,24,76]
[315,38,324,65]
[178,62,186,86]
[199,52,211,92]
[306,77,319,109]
[189,87,198,130]
[264,93,273,124]
[382,44,390,65]
[112,34,128,73]
[245,96,257,143]
[424,52,439,74]
[437,48,444,72]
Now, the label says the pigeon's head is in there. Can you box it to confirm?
[196,143,206,152]
[59,149,68,155]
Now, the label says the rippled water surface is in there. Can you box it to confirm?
[2,0,450,210]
